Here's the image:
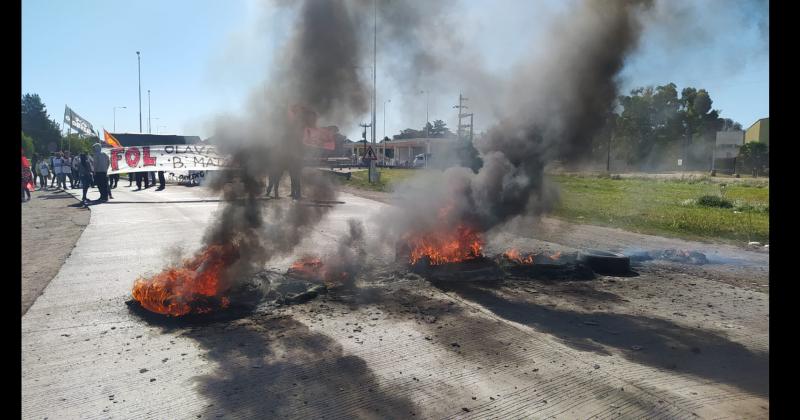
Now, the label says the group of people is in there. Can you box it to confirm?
[127,170,165,191]
[22,143,166,205]
[265,159,302,200]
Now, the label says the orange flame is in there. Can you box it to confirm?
[503,249,535,264]
[131,244,238,316]
[405,225,484,265]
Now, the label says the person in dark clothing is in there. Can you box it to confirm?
[135,171,150,190]
[77,152,94,205]
[149,171,156,186]
[109,173,119,189]
[128,172,134,187]
[289,164,301,200]
[92,143,110,201]
[156,171,166,190]
[266,156,285,198]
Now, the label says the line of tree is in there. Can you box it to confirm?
[21,93,98,158]
[392,119,456,140]
[590,83,753,171]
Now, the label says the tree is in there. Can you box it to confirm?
[63,133,98,155]
[430,120,454,138]
[393,128,423,139]
[22,131,34,158]
[738,142,768,176]
[21,93,63,155]
[719,118,743,131]
[680,88,721,169]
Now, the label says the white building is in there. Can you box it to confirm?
[348,137,459,166]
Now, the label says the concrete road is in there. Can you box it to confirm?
[22,183,768,419]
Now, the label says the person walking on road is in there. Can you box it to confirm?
[92,143,110,202]
[48,154,56,188]
[30,154,39,190]
[77,152,94,205]
[22,154,33,202]
[52,152,64,190]
[38,159,50,190]
[62,151,74,189]
[71,154,81,189]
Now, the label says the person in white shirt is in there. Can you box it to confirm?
[38,159,50,190]
[53,152,65,190]
[72,155,82,189]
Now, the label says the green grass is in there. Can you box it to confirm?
[342,169,769,243]
[551,174,768,243]
[345,168,429,192]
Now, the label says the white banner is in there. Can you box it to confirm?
[104,144,234,174]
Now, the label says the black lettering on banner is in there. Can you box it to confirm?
[193,156,204,167]
[173,156,184,168]
[164,145,174,154]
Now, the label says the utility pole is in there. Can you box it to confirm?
[453,93,473,142]
[359,122,372,156]
[137,51,142,133]
[360,121,378,183]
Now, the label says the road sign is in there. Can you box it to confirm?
[364,145,377,160]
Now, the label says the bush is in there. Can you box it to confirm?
[696,194,733,208]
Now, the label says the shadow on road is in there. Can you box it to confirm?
[433,281,769,399]
[131,304,418,418]
[190,316,417,418]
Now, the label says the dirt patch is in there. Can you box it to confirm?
[21,189,90,315]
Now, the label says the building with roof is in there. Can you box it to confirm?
[744,118,769,146]
[109,133,202,147]
[347,137,459,166]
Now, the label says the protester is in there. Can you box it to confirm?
[77,152,94,205]
[92,143,110,201]
[71,154,81,189]
[156,171,166,190]
[49,153,58,188]
[109,172,119,189]
[22,154,32,202]
[265,156,285,198]
[30,154,38,189]
[135,170,150,190]
[62,151,74,189]
[38,158,50,190]
[127,172,134,187]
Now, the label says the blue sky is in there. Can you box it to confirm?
[22,0,768,141]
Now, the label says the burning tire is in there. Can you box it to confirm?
[577,249,630,275]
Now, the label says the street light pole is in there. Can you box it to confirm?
[383,99,391,138]
[419,90,429,137]
[113,106,126,132]
[137,51,142,133]
[372,0,377,145]
[148,90,151,134]
[383,99,391,166]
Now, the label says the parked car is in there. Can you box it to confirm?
[413,153,429,168]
